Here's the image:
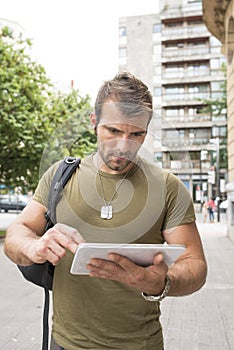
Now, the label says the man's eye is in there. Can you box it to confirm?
[132,132,145,137]
[109,128,120,133]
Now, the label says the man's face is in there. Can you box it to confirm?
[92,100,150,173]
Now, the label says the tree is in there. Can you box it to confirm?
[39,89,97,176]
[0,27,95,192]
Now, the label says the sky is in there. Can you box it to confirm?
[1,0,159,102]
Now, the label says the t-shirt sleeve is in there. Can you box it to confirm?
[162,172,196,230]
[32,160,62,208]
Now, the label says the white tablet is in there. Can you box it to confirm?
[70,243,185,275]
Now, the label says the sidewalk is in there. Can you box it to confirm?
[161,212,234,350]
[0,213,234,349]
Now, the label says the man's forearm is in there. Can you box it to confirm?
[167,258,207,296]
[4,223,39,266]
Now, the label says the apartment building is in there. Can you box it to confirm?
[119,0,227,202]
[203,0,234,241]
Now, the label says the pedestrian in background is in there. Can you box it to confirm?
[207,198,215,223]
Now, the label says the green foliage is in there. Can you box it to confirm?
[200,63,227,117]
[0,27,96,192]
[40,90,97,175]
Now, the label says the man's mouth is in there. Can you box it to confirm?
[111,155,128,163]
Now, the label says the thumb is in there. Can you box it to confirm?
[153,253,165,265]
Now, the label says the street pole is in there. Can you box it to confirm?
[200,153,202,212]
[216,138,220,222]
[209,138,220,222]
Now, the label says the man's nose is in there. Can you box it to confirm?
[116,137,130,154]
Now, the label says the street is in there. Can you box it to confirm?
[0,212,234,349]
[0,212,19,231]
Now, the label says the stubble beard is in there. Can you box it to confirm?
[98,149,135,172]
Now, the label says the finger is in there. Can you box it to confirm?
[87,257,124,279]
[153,253,165,265]
[66,241,79,254]
[54,223,77,235]
[54,223,86,244]
[147,253,168,274]
[46,250,64,265]
[108,253,139,271]
[48,233,78,255]
[40,229,76,257]
[35,241,66,265]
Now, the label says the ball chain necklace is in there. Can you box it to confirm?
[97,165,132,220]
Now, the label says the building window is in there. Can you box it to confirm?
[119,27,127,37]
[210,58,221,69]
[165,108,184,121]
[188,107,204,117]
[119,47,126,57]
[165,86,185,95]
[210,36,221,46]
[153,23,161,33]
[188,19,203,26]
[212,126,227,138]
[164,63,184,78]
[188,84,209,98]
[165,42,184,49]
[154,152,162,161]
[119,47,127,65]
[166,21,183,28]
[188,40,206,47]
[187,62,208,76]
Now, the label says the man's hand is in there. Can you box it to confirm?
[26,223,85,266]
[86,253,168,295]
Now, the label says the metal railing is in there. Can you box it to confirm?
[163,92,211,102]
[164,138,210,147]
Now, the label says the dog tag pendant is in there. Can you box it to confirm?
[101,205,113,219]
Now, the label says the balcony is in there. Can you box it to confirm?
[161,159,211,174]
[162,92,211,106]
[161,114,213,129]
[161,69,224,84]
[160,3,202,21]
[160,25,209,41]
[162,47,210,62]
[163,137,211,151]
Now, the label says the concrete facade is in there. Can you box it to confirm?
[203,0,234,242]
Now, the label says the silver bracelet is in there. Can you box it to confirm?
[141,275,171,302]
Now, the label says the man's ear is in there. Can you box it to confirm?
[90,113,97,128]
[90,113,97,135]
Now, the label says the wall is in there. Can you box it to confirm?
[224,0,234,242]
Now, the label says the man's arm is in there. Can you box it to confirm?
[86,222,207,297]
[163,222,207,296]
[4,199,85,266]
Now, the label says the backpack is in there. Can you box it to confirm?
[17,156,81,350]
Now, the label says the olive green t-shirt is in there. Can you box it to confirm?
[33,155,195,350]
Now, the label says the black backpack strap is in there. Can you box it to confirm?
[42,156,80,350]
[45,156,81,228]
[43,288,50,350]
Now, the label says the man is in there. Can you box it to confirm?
[4,72,207,350]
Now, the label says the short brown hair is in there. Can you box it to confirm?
[94,72,153,125]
